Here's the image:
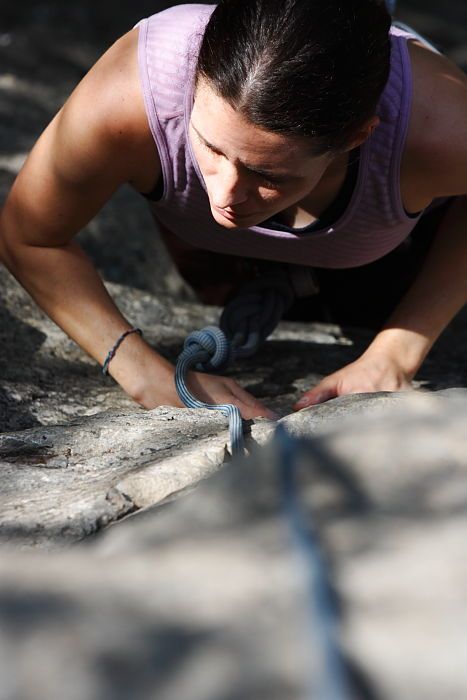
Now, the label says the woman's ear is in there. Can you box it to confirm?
[345,116,380,150]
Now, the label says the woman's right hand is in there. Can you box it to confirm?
[0,23,276,426]
[185,371,277,420]
[108,337,276,421]
[0,29,163,377]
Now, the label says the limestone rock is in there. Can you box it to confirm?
[1,391,467,699]
[0,405,232,548]
[1,252,467,549]
[282,390,467,700]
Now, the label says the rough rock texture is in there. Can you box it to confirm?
[1,1,467,699]
[1,390,467,700]
[2,263,467,549]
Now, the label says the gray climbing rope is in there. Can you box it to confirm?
[175,325,244,455]
[219,273,294,357]
[175,270,294,456]
[276,425,352,700]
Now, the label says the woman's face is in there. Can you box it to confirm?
[190,80,336,229]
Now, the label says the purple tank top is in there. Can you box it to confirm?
[137,4,432,269]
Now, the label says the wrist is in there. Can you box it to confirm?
[362,327,432,379]
[106,331,176,407]
[102,328,143,376]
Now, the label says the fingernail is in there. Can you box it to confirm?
[295,398,311,410]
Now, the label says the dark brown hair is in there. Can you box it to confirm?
[196,0,391,154]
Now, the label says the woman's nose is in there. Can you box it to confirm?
[208,160,248,209]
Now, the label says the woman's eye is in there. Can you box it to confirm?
[195,134,215,153]
[248,169,290,186]
[261,175,287,187]
[201,140,222,158]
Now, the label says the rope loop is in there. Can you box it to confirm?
[175,327,244,456]
[182,325,232,372]
[175,268,295,456]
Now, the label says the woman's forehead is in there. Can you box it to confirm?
[192,81,327,171]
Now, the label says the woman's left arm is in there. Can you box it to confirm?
[294,42,467,409]
[294,196,467,408]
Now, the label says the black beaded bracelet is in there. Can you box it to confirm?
[102,327,143,376]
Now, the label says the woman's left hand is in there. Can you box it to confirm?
[293,351,413,409]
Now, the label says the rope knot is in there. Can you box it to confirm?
[175,266,295,456]
[182,325,232,372]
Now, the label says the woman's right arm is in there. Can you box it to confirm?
[0,29,179,406]
[0,29,274,419]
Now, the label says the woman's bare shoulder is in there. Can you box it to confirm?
[402,40,467,204]
[60,27,160,193]
[1,27,161,250]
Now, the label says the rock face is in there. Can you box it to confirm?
[1,1,467,699]
[2,263,467,549]
[1,390,467,700]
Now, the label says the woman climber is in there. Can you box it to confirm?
[1,0,467,420]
